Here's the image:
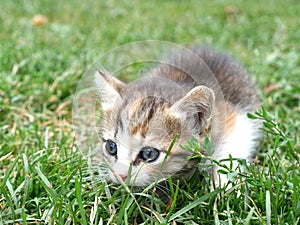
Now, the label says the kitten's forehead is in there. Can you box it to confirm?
[111,93,192,144]
[128,96,170,136]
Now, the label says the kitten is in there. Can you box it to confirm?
[94,47,260,187]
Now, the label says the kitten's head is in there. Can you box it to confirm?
[94,69,215,186]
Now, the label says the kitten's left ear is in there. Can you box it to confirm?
[170,85,215,122]
[94,69,125,111]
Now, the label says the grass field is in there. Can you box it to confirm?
[0,0,299,224]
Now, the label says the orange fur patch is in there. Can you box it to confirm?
[129,99,150,137]
[164,113,181,137]
[130,121,149,137]
[173,70,187,81]
[224,103,237,137]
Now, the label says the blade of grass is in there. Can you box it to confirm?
[75,176,87,225]
[244,207,255,225]
[5,180,18,207]
[166,180,180,222]
[21,207,27,225]
[1,155,20,187]
[168,188,222,222]
[35,166,59,202]
[0,184,17,219]
[266,190,271,225]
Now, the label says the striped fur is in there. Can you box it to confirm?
[94,48,260,187]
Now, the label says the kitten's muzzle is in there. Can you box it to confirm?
[118,174,127,182]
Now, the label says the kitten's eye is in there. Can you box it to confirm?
[105,139,117,156]
[139,147,160,162]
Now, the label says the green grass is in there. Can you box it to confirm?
[0,0,299,224]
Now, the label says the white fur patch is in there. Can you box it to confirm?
[214,113,258,161]
[212,113,259,187]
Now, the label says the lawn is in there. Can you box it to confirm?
[0,0,299,224]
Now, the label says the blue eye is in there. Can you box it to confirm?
[140,147,160,162]
[105,139,117,156]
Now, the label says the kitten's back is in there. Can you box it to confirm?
[151,48,258,112]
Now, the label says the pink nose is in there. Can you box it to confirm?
[119,174,127,181]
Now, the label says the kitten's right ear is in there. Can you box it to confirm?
[94,69,125,111]
[170,85,215,123]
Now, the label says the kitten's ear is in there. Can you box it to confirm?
[170,86,215,122]
[94,69,125,111]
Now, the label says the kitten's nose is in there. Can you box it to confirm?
[119,174,127,181]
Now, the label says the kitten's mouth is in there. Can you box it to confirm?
[110,172,160,187]
[111,176,141,186]
[110,172,137,185]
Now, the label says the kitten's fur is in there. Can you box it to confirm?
[94,48,259,187]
